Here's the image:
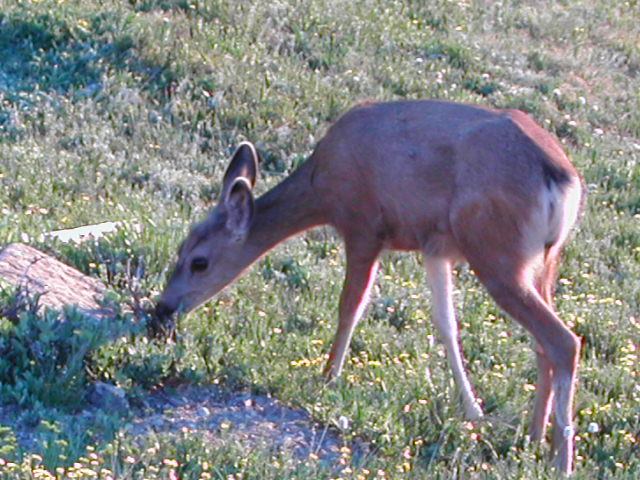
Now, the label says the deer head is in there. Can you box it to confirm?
[153,142,259,332]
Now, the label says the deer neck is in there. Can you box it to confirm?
[245,161,327,258]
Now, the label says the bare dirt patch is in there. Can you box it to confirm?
[126,384,354,462]
[1,384,365,466]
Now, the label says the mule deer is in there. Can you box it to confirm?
[155,100,584,474]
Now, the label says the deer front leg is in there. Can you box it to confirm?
[323,245,380,381]
[423,255,484,420]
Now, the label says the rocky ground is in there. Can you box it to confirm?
[0,383,367,467]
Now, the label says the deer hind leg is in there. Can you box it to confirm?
[423,255,483,420]
[323,241,380,381]
[531,342,554,443]
[453,206,579,475]
[531,245,563,442]
[471,262,578,474]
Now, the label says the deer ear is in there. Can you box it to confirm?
[222,142,259,197]
[224,177,255,242]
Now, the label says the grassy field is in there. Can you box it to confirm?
[0,0,638,478]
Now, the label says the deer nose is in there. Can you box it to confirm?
[150,301,178,340]
[155,301,176,321]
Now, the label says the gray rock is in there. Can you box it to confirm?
[0,243,112,319]
[87,382,130,413]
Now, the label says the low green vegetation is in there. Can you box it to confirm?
[0,0,638,478]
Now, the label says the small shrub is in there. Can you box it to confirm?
[0,302,112,410]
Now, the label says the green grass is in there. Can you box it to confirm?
[0,0,639,478]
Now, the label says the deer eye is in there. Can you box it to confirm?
[190,256,209,273]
